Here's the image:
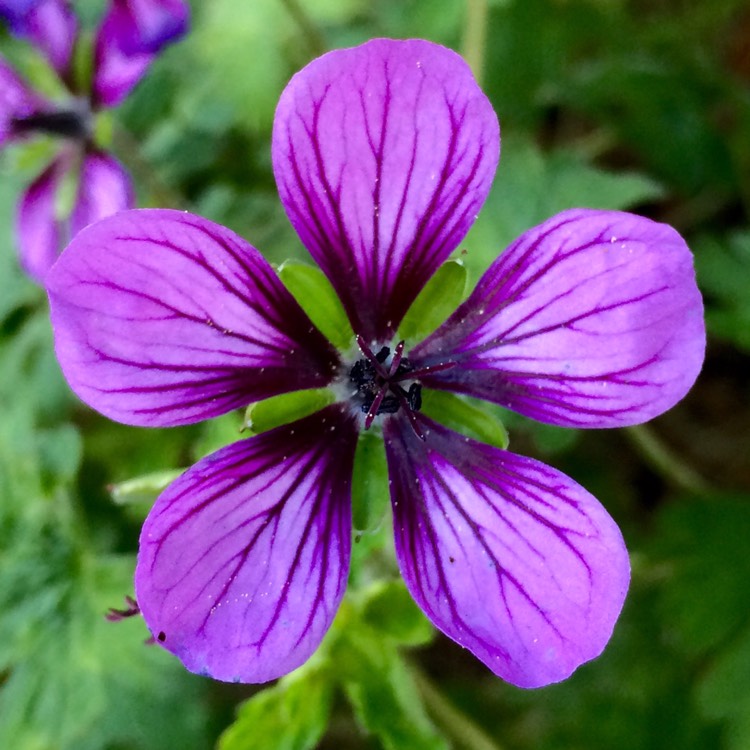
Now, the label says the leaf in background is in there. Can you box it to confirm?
[0,411,209,750]
[646,495,750,750]
[464,132,663,277]
[218,668,333,750]
[693,232,750,351]
[109,468,185,522]
[563,58,736,197]
[188,0,363,133]
[697,628,750,750]
[334,627,449,750]
[651,494,750,657]
[360,580,435,648]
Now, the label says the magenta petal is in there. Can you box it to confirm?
[70,150,133,236]
[273,38,499,343]
[136,405,358,683]
[384,413,630,688]
[16,156,66,283]
[16,0,77,77]
[0,53,44,146]
[412,209,706,428]
[102,0,189,55]
[0,0,41,22]
[92,0,187,107]
[47,209,341,427]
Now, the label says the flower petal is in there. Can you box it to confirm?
[0,0,40,23]
[136,405,358,683]
[273,38,499,343]
[383,413,630,688]
[411,209,705,428]
[47,209,341,426]
[105,0,189,54]
[12,0,77,77]
[70,150,134,236]
[16,155,66,284]
[0,53,44,146]
[92,0,188,107]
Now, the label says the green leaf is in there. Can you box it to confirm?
[652,494,750,657]
[398,260,467,342]
[334,628,449,750]
[693,231,750,351]
[278,260,354,350]
[421,390,509,449]
[463,131,664,277]
[109,468,185,506]
[0,413,209,750]
[190,410,244,460]
[697,628,750,750]
[360,580,435,647]
[351,431,390,534]
[218,669,333,750]
[244,388,334,434]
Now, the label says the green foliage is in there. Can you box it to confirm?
[421,390,510,450]
[335,627,448,750]
[465,131,663,276]
[278,260,355,350]
[693,232,750,351]
[351,430,390,534]
[698,628,750,750]
[244,388,335,434]
[218,669,334,750]
[0,411,209,750]
[398,260,467,343]
[360,580,435,647]
[652,494,750,657]
[1,0,748,748]
[219,583,441,750]
[109,468,185,520]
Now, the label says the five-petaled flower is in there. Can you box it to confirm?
[0,0,189,282]
[47,39,705,688]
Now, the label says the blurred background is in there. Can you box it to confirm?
[1,0,749,748]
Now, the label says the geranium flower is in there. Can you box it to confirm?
[47,39,705,688]
[0,0,189,282]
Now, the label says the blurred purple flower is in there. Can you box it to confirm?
[47,39,705,688]
[0,0,188,282]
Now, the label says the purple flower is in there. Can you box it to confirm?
[47,39,705,688]
[0,0,189,282]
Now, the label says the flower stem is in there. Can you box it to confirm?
[279,0,327,58]
[411,663,505,750]
[624,424,711,494]
[463,0,489,85]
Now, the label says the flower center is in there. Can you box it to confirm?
[349,335,424,438]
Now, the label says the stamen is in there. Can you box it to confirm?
[355,335,377,367]
[350,337,424,436]
[394,359,458,382]
[389,340,405,374]
[364,387,388,429]
[105,595,140,622]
